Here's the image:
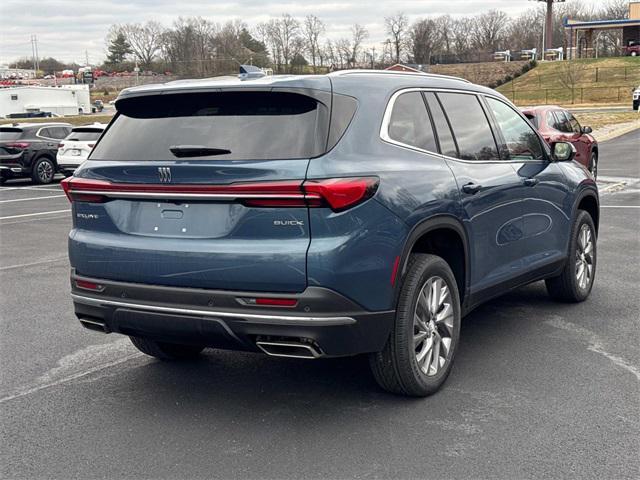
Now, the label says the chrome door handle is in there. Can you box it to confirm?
[462,182,482,194]
[523,178,539,187]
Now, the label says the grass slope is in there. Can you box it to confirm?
[498,57,640,105]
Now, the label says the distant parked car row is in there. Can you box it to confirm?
[0,122,106,184]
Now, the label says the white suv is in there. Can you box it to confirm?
[57,124,107,173]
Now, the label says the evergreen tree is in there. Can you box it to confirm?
[106,32,132,65]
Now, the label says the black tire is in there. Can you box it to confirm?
[369,253,461,397]
[0,176,6,185]
[129,336,205,360]
[546,210,597,302]
[589,151,598,180]
[31,157,56,184]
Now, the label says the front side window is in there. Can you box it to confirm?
[437,93,498,161]
[567,113,582,134]
[487,98,544,161]
[387,92,437,152]
[551,111,572,133]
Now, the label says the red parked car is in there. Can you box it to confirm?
[521,106,598,178]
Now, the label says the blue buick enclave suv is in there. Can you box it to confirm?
[63,71,599,396]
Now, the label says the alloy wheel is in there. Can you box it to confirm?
[37,160,54,183]
[413,276,454,376]
[575,224,594,290]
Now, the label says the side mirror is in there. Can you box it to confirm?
[551,141,577,162]
[581,126,593,134]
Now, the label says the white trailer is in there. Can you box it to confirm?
[0,85,92,118]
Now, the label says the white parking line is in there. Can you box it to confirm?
[0,194,66,204]
[0,257,67,271]
[0,209,70,220]
[600,205,640,209]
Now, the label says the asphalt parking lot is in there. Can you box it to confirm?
[1,130,639,479]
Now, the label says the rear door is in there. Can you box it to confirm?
[426,92,525,294]
[68,89,331,293]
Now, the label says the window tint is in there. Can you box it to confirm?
[37,128,53,139]
[67,129,103,141]
[487,98,544,161]
[524,113,538,129]
[437,93,498,161]
[387,92,437,151]
[551,111,572,133]
[92,92,328,161]
[0,128,23,140]
[48,127,71,139]
[567,113,581,134]
[424,92,457,158]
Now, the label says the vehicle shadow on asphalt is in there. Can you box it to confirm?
[109,281,573,416]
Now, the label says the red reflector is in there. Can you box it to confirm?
[303,177,379,211]
[88,144,95,148]
[58,143,64,149]
[390,255,400,286]
[76,280,103,291]
[255,298,298,307]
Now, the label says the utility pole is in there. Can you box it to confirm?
[535,0,566,53]
[30,34,39,75]
[85,50,90,67]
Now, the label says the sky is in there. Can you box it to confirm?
[0,0,606,66]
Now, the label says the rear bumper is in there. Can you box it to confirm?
[70,270,394,357]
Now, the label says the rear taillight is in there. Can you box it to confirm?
[58,143,64,149]
[6,142,30,149]
[60,176,379,211]
[303,177,379,211]
[88,144,95,148]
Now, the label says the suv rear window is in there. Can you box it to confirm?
[0,128,24,141]
[91,92,329,161]
[67,129,103,141]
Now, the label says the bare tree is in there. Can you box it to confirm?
[350,24,369,67]
[472,10,509,52]
[303,15,325,73]
[452,17,474,61]
[409,19,441,65]
[557,61,590,104]
[385,13,409,64]
[260,14,301,73]
[120,21,164,68]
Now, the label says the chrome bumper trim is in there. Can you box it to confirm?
[71,293,356,326]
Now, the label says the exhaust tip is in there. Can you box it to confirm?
[79,317,109,333]
[256,339,322,359]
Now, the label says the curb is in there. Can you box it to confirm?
[594,121,640,142]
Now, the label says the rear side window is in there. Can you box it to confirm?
[387,92,437,152]
[424,92,457,158]
[37,128,53,139]
[47,127,71,139]
[487,98,544,161]
[550,111,572,133]
[0,128,23,140]
[91,92,329,161]
[67,129,103,141]
[437,93,499,161]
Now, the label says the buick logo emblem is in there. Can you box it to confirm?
[158,167,172,183]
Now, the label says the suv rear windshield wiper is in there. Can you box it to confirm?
[169,145,232,158]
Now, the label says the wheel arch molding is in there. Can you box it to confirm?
[393,215,470,312]
[573,187,600,235]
